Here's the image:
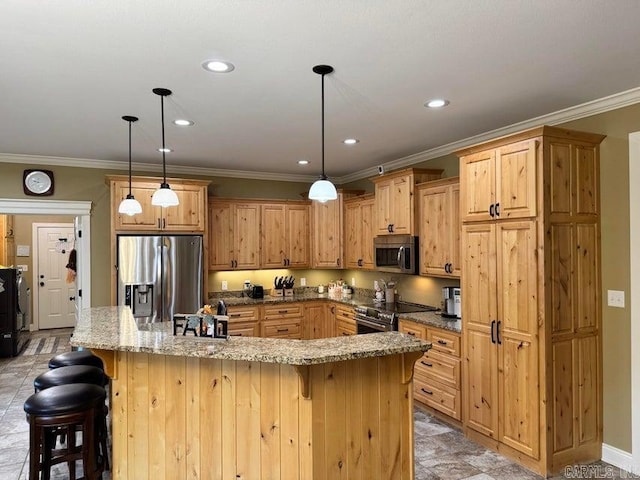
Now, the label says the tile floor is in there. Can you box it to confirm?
[0,329,634,479]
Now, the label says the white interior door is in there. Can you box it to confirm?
[35,224,75,329]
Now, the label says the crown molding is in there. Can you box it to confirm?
[0,198,92,215]
[0,153,318,183]
[2,85,640,185]
[336,85,640,184]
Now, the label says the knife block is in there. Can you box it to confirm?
[271,288,284,297]
[283,288,294,297]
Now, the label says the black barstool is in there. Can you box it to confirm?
[24,383,106,480]
[48,350,104,371]
[34,365,110,472]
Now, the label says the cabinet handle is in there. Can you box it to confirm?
[389,224,394,232]
[420,361,433,367]
[491,320,496,344]
[387,224,392,232]
[157,218,161,228]
[336,258,340,266]
[420,388,433,396]
[278,310,289,314]
[437,339,447,346]
[234,260,238,268]
[277,328,289,333]
[495,203,500,217]
[496,320,502,344]
[229,313,241,318]
[286,258,290,266]
[342,332,350,336]
[489,204,495,217]
[358,259,363,267]
[163,218,166,229]
[230,333,243,336]
[406,331,415,336]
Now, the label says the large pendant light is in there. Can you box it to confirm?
[308,65,338,203]
[151,87,179,207]
[118,115,142,216]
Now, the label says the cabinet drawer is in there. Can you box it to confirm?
[227,322,259,337]
[262,318,302,338]
[415,350,460,389]
[336,319,357,336]
[414,377,461,421]
[263,304,303,320]
[226,305,260,323]
[427,328,460,357]
[398,320,427,340]
[334,304,356,322]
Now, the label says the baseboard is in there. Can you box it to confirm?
[602,443,634,473]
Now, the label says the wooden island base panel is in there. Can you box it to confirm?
[73,307,430,480]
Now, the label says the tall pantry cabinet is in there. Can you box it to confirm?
[456,126,605,476]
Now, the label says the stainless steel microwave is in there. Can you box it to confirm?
[373,235,418,274]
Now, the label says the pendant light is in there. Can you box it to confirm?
[151,87,179,207]
[308,65,338,203]
[118,115,142,216]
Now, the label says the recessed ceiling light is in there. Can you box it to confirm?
[297,160,309,165]
[173,119,194,126]
[202,60,235,73]
[158,147,172,153]
[343,138,359,145]
[425,99,450,108]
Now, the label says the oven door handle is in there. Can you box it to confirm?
[397,246,405,269]
[356,316,388,332]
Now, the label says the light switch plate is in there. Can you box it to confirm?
[300,278,306,286]
[221,280,228,291]
[607,290,625,308]
[16,245,30,257]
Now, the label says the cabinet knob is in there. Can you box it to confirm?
[495,203,500,217]
[489,204,495,217]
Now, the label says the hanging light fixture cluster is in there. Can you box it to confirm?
[308,64,338,203]
[117,88,180,216]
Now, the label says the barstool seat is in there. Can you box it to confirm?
[34,365,106,392]
[24,384,107,480]
[49,350,104,370]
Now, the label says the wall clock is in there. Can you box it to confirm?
[23,169,55,196]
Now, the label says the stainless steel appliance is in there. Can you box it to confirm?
[0,268,30,357]
[355,301,437,333]
[373,235,418,274]
[117,235,203,323]
[442,286,461,319]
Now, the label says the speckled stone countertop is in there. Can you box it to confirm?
[210,290,462,334]
[70,306,431,365]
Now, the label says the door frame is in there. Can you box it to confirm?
[630,132,640,473]
[0,199,91,330]
[32,222,76,330]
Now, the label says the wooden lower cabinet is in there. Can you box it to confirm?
[262,303,303,339]
[227,305,259,337]
[399,319,461,422]
[102,349,421,480]
[303,302,335,339]
[334,304,357,336]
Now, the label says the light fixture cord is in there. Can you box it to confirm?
[128,120,133,196]
[321,72,326,179]
[160,94,167,184]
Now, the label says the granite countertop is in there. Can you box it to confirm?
[210,291,462,333]
[70,306,431,365]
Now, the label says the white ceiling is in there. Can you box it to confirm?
[2,0,640,182]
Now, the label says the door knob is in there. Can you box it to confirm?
[39,282,45,287]
[69,296,76,301]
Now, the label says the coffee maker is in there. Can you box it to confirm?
[442,287,461,319]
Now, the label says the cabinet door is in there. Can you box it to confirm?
[344,201,361,269]
[304,302,326,339]
[390,174,413,234]
[496,221,539,458]
[360,198,375,269]
[495,139,538,220]
[286,205,310,268]
[374,179,392,235]
[234,203,260,269]
[164,184,206,231]
[460,149,495,223]
[115,182,160,230]
[419,185,451,276]
[462,223,498,438]
[312,198,342,268]
[208,202,234,270]
[449,184,461,276]
[261,204,287,268]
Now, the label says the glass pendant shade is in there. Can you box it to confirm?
[118,195,142,216]
[308,178,338,203]
[152,183,180,207]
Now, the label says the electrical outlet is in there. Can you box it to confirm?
[351,277,356,286]
[17,265,28,272]
[221,280,228,291]
[300,278,306,286]
[607,290,625,308]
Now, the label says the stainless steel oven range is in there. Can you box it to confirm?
[354,301,437,334]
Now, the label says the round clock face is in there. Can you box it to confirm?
[25,170,53,195]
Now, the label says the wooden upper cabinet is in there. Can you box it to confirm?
[459,139,537,223]
[418,177,460,278]
[261,202,310,268]
[344,194,375,269]
[108,176,209,232]
[371,168,442,235]
[311,195,343,268]
[208,200,260,270]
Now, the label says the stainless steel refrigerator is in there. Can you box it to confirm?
[117,235,203,323]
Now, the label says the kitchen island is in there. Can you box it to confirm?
[71,306,431,480]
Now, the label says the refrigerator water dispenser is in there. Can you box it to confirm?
[125,284,154,317]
